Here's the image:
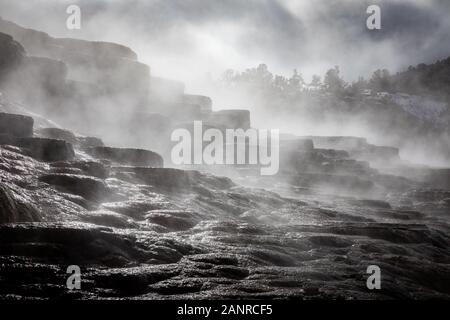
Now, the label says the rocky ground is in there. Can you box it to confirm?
[0,18,449,300]
[1,108,449,300]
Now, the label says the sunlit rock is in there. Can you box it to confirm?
[39,173,110,202]
[288,172,374,192]
[0,183,41,223]
[144,210,201,231]
[77,136,104,148]
[101,200,170,219]
[83,210,137,229]
[128,167,234,191]
[50,160,110,179]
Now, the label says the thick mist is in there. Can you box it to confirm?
[1,0,450,84]
[2,1,450,302]
[1,0,449,166]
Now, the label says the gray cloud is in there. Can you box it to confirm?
[0,0,449,87]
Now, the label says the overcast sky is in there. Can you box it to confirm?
[1,0,449,87]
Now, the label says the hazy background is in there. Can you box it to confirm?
[1,0,449,166]
[1,0,449,92]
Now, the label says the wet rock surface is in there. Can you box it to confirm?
[0,184,41,223]
[1,131,449,299]
[0,21,449,301]
[50,160,110,179]
[39,174,111,202]
[0,87,448,300]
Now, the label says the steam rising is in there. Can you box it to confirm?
[0,0,449,166]
[1,0,450,85]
